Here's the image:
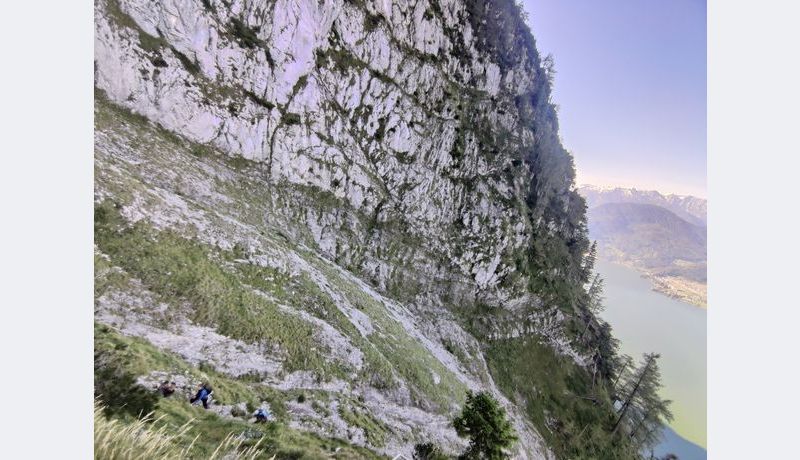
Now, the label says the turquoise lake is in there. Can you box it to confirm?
[594,259,707,452]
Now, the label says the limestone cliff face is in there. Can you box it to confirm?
[95,0,590,457]
[95,0,585,306]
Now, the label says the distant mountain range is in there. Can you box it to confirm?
[579,184,707,226]
[578,185,707,307]
[588,202,706,270]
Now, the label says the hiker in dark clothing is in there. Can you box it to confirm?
[159,381,177,397]
[189,383,213,409]
[254,408,269,423]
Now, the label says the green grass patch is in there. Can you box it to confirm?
[237,252,403,394]
[153,398,381,459]
[315,261,467,412]
[95,250,130,299]
[228,17,264,49]
[94,200,339,377]
[95,323,286,413]
[95,324,381,459]
[245,90,276,111]
[485,337,635,459]
[282,112,302,125]
[338,403,389,447]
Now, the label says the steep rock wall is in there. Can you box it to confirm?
[95,0,586,314]
[95,0,593,457]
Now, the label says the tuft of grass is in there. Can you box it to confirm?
[315,261,468,412]
[338,403,389,448]
[244,90,275,111]
[172,47,201,75]
[282,112,302,125]
[228,18,263,49]
[94,400,266,460]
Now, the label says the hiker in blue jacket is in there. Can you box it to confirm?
[189,383,213,409]
[254,408,269,423]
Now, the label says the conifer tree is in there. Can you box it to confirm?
[580,274,606,341]
[453,391,518,459]
[586,273,604,315]
[628,397,674,450]
[582,241,598,280]
[611,352,672,447]
[612,354,635,392]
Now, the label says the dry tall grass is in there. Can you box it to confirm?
[94,401,267,459]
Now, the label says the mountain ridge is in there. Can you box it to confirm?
[579,184,707,227]
[589,202,706,268]
[580,186,708,307]
[94,0,661,458]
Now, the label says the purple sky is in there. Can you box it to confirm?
[521,0,707,197]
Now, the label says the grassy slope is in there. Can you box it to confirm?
[95,89,469,400]
[94,200,342,377]
[96,0,646,456]
[94,94,473,456]
[95,323,381,459]
[485,338,638,460]
[93,88,645,459]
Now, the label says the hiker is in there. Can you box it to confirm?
[189,382,213,409]
[254,408,269,423]
[158,380,176,397]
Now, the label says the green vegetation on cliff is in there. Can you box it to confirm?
[459,2,673,459]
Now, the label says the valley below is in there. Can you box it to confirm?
[580,186,708,308]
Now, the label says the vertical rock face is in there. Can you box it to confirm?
[95,0,592,457]
[95,0,586,308]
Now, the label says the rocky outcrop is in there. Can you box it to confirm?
[94,0,583,310]
[95,0,592,457]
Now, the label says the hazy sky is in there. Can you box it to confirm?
[521,0,707,197]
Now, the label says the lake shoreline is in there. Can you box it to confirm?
[595,259,707,451]
[645,272,707,308]
[599,256,707,308]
